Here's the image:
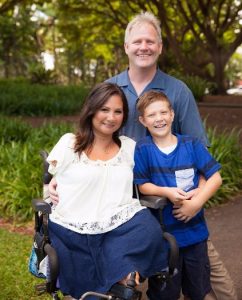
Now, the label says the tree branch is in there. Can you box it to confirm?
[0,0,25,13]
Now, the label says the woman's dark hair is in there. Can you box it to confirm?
[74,82,129,155]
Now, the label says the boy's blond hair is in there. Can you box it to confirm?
[124,11,162,43]
[137,90,173,116]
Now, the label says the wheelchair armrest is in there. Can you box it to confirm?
[139,195,168,210]
[32,198,52,214]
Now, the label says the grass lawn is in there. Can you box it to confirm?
[0,228,52,300]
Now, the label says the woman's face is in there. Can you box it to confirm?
[92,94,124,137]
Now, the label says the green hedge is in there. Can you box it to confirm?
[0,117,241,222]
[169,71,210,101]
[206,127,242,207]
[0,79,88,116]
[0,117,74,221]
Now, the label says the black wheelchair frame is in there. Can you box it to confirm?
[31,151,179,300]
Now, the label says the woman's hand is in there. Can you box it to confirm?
[48,177,59,205]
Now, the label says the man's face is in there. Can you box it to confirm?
[124,23,162,70]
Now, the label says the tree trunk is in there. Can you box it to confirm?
[212,52,227,94]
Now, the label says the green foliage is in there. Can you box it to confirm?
[0,115,32,143]
[0,120,74,222]
[0,1,242,90]
[0,79,88,116]
[169,71,209,101]
[0,228,59,299]
[207,127,242,207]
[29,63,57,85]
[0,4,40,77]
[225,52,242,86]
[182,76,209,102]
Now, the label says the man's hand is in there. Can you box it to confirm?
[48,177,59,205]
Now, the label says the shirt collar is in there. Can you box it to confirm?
[117,68,166,90]
[115,69,130,87]
[146,68,166,90]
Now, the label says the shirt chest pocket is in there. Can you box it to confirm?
[175,168,194,191]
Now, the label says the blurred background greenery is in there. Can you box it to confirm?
[0,0,242,94]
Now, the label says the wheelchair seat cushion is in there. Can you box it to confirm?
[48,209,168,299]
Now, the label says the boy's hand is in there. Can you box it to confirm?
[166,187,189,205]
[48,177,59,205]
[185,187,201,199]
[172,198,202,223]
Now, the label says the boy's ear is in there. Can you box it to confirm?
[171,109,175,121]
[139,115,146,127]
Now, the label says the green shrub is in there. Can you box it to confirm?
[0,115,32,143]
[28,63,57,85]
[182,75,208,102]
[207,127,242,207]
[0,79,88,116]
[0,120,74,222]
[169,71,209,101]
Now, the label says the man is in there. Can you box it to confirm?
[49,11,237,300]
[108,11,237,300]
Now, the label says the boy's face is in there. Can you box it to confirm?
[139,100,174,140]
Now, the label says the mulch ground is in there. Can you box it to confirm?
[0,218,34,235]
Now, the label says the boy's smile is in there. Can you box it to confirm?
[139,100,175,145]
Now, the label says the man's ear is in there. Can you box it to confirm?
[159,42,163,55]
[139,115,146,127]
[124,43,128,55]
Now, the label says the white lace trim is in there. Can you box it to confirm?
[50,203,145,234]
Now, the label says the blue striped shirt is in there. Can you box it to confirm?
[134,134,221,247]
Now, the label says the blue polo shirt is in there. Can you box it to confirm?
[108,69,209,146]
[134,134,221,247]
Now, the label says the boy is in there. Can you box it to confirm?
[133,90,222,300]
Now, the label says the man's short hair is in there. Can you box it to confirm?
[124,11,162,43]
[137,90,173,116]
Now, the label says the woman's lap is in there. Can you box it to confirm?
[48,209,168,299]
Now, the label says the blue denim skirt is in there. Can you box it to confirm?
[48,209,168,299]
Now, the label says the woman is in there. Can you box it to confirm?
[47,82,167,299]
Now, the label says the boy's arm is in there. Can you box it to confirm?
[139,182,188,205]
[186,174,206,199]
[173,171,222,223]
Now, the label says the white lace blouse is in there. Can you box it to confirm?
[47,133,145,234]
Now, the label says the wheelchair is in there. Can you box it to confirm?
[31,151,179,300]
